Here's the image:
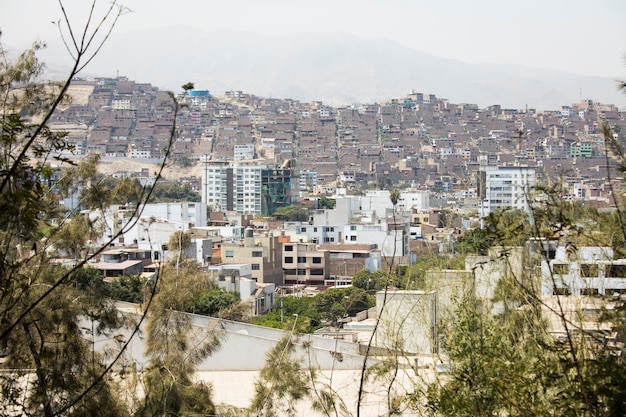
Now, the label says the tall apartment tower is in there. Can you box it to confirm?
[478,166,536,219]
[202,160,294,215]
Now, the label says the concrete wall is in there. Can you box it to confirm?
[100,303,371,372]
[375,291,437,354]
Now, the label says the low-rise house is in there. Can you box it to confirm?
[282,242,330,286]
[219,227,283,285]
[207,264,275,315]
[92,247,152,280]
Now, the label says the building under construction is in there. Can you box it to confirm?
[261,160,294,216]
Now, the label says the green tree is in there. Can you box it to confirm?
[252,294,321,332]
[312,287,374,325]
[105,274,147,304]
[483,207,532,247]
[249,330,311,417]
[318,196,336,209]
[0,2,193,414]
[273,205,309,221]
[186,288,240,316]
[148,181,200,203]
[136,260,223,417]
[181,82,195,93]
[352,269,392,292]
[0,265,131,417]
[454,227,493,256]
[389,188,400,207]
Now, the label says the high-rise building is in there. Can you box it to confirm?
[478,166,536,218]
[261,167,293,216]
[299,169,318,195]
[202,160,294,215]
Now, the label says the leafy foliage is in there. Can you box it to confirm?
[252,295,321,332]
[0,266,130,416]
[105,274,147,304]
[454,227,493,256]
[253,287,375,332]
[318,196,336,209]
[352,269,396,292]
[425,291,626,416]
[272,205,309,221]
[136,260,223,417]
[147,181,200,203]
[312,286,374,324]
[249,333,311,417]
[186,288,240,316]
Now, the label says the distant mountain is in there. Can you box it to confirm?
[36,26,625,110]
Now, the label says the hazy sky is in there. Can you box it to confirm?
[2,0,626,78]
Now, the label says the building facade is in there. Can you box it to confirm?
[478,165,536,218]
[201,160,294,215]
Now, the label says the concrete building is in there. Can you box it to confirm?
[542,246,626,296]
[342,222,410,258]
[319,243,382,284]
[219,228,283,285]
[92,247,152,279]
[207,264,276,315]
[282,242,330,285]
[234,144,255,160]
[297,225,342,244]
[478,165,536,218]
[310,196,359,227]
[261,165,295,216]
[299,169,318,195]
[201,160,294,215]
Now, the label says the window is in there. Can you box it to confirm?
[553,264,569,274]
[225,250,234,258]
[285,257,293,263]
[310,269,324,275]
[297,256,306,263]
[581,287,598,296]
[350,225,356,231]
[301,227,307,233]
[580,264,599,277]
[285,245,293,252]
[312,257,322,264]
[252,251,263,257]
[608,264,626,278]
[553,287,570,296]
[252,264,260,270]
[350,236,357,241]
[297,269,306,275]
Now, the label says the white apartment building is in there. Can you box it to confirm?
[297,225,341,244]
[478,166,535,218]
[201,161,263,214]
[127,146,152,159]
[201,161,294,215]
[234,144,255,161]
[111,99,131,110]
[299,170,318,195]
[342,223,409,258]
[542,246,626,296]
